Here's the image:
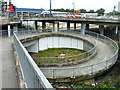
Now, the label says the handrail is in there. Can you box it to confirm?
[16,31,97,66]
[40,31,118,78]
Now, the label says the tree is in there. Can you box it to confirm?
[107,11,120,15]
[96,8,105,15]
[80,9,86,13]
[76,9,80,13]
[88,10,95,13]
[1,1,5,13]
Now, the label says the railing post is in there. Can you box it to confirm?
[73,68,74,78]
[97,34,98,39]
[91,65,93,74]
[53,69,54,79]
[106,60,107,68]
[75,56,77,63]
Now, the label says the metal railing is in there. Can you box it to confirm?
[40,31,118,78]
[13,32,53,88]
[3,29,119,79]
[25,31,96,66]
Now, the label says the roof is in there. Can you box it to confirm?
[14,6,43,13]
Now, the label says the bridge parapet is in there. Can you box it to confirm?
[0,17,20,25]
[22,17,120,25]
[13,32,53,88]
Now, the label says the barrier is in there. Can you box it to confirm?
[13,32,53,88]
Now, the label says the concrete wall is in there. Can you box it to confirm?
[39,36,84,51]
[23,40,39,53]
[23,35,94,53]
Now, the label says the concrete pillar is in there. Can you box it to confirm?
[28,12,30,17]
[21,12,23,18]
[34,21,37,30]
[58,22,59,31]
[67,22,70,31]
[74,23,76,30]
[26,40,39,53]
[81,23,86,34]
[99,25,104,35]
[8,25,11,37]
[86,24,89,31]
[27,21,29,30]
[42,22,46,30]
[16,12,18,17]
[116,25,118,34]
[53,21,59,32]
[115,25,119,41]
[13,25,18,33]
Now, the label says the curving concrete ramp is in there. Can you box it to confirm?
[17,31,118,81]
[39,31,118,80]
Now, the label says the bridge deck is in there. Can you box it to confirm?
[23,17,120,25]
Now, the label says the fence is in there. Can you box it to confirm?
[13,32,53,88]
[28,32,96,66]
[2,29,119,79]
[40,31,118,78]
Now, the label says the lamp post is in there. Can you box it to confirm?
[113,5,117,18]
[50,0,52,16]
[72,0,75,14]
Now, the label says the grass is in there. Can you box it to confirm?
[30,48,86,66]
[51,80,120,89]
[51,43,120,89]
[32,48,85,57]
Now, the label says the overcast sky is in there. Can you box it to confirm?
[11,0,120,13]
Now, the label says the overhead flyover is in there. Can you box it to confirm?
[22,16,120,35]
[0,17,20,26]
[22,17,120,25]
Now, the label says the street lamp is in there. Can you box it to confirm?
[50,0,52,16]
[72,0,75,14]
[113,5,117,18]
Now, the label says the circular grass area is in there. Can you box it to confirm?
[30,48,86,66]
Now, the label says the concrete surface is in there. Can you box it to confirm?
[17,32,116,78]
[1,37,18,88]
[39,33,116,78]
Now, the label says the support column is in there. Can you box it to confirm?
[42,22,46,30]
[99,25,104,35]
[58,22,59,31]
[53,21,59,32]
[74,23,76,30]
[8,25,11,37]
[67,22,70,31]
[116,25,118,34]
[16,12,18,17]
[13,25,18,33]
[28,12,30,17]
[34,21,37,30]
[81,23,86,34]
[116,25,119,41]
[86,24,89,31]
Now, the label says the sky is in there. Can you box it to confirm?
[10,0,120,13]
